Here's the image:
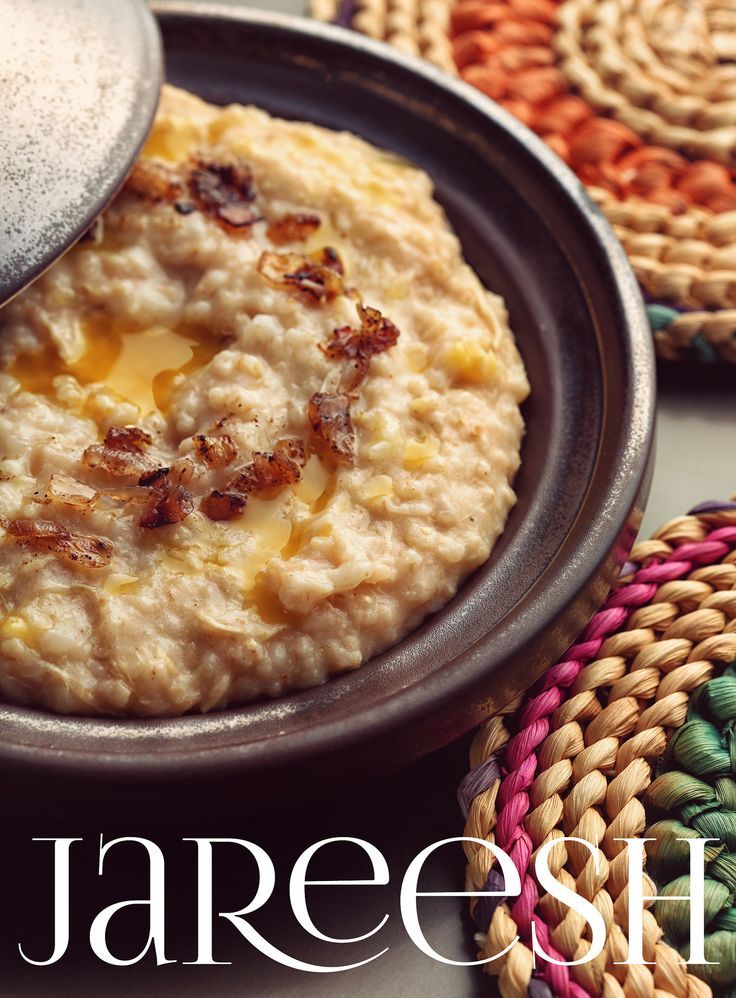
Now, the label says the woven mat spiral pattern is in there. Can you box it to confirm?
[455,501,736,997]
[311,0,736,363]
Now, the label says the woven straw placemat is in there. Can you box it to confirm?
[457,500,736,997]
[311,0,736,364]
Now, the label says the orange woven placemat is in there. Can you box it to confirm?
[311,0,736,363]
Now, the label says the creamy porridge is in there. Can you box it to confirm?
[0,85,529,716]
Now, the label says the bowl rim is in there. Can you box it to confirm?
[0,3,655,789]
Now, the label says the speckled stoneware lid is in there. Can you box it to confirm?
[0,0,162,307]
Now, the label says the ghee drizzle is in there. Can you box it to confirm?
[9,316,221,415]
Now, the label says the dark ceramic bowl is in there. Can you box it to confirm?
[0,4,654,813]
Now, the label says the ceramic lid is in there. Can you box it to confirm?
[0,0,162,306]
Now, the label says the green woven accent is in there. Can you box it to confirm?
[648,303,680,331]
[646,304,720,363]
[690,332,720,365]
[645,664,736,992]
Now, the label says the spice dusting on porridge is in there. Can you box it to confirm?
[0,85,529,716]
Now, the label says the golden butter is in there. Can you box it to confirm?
[0,615,29,640]
[404,436,440,470]
[293,455,331,505]
[10,318,221,415]
[363,474,393,501]
[143,117,200,163]
[441,340,498,384]
[103,573,141,595]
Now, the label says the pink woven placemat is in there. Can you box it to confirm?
[459,500,736,996]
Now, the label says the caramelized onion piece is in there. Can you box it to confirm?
[200,445,305,521]
[104,426,152,453]
[188,156,261,230]
[266,213,321,245]
[275,437,307,468]
[83,445,155,480]
[329,338,370,392]
[82,426,153,478]
[138,467,169,488]
[46,473,99,508]
[356,303,400,352]
[125,160,183,202]
[325,326,361,360]
[311,246,344,276]
[228,450,302,495]
[308,392,355,465]
[193,434,238,469]
[1,518,112,569]
[83,426,156,480]
[98,485,153,505]
[200,490,247,522]
[256,250,345,305]
[140,458,194,489]
[139,480,194,529]
[323,302,400,389]
[170,457,196,486]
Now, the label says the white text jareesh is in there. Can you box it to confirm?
[18,835,716,970]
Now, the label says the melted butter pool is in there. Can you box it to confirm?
[241,457,336,624]
[10,317,221,415]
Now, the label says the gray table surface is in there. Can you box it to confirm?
[3,2,735,996]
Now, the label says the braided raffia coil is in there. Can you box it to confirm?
[310,0,458,70]
[456,501,736,996]
[311,0,736,363]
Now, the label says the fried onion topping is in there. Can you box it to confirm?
[82,445,155,480]
[138,478,194,529]
[193,434,238,469]
[170,457,196,486]
[188,157,262,230]
[200,490,247,522]
[138,467,170,488]
[310,246,344,276]
[322,303,400,390]
[228,450,302,496]
[356,303,400,351]
[83,425,156,480]
[104,426,153,453]
[46,474,99,508]
[124,160,183,202]
[201,444,305,521]
[124,155,265,233]
[256,249,345,305]
[98,485,153,505]
[274,437,307,468]
[135,456,196,528]
[1,518,113,569]
[266,213,321,245]
[324,303,400,361]
[307,392,355,465]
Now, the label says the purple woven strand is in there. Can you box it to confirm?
[457,754,501,819]
[333,0,358,27]
[473,868,507,932]
[689,499,736,515]
[528,980,555,998]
